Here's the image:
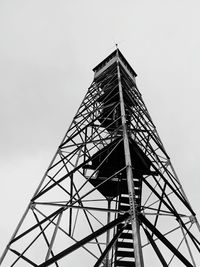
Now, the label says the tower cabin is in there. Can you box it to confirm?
[93,49,137,81]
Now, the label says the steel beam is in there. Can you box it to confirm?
[117,49,144,267]
[38,213,129,267]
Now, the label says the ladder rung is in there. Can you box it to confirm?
[120,233,133,240]
[120,197,129,204]
[116,250,135,258]
[115,260,135,266]
[118,223,132,230]
[117,242,133,248]
[133,180,141,186]
[136,199,141,206]
[119,205,130,211]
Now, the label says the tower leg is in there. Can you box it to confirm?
[117,51,144,267]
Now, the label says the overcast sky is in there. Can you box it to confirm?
[1,0,200,261]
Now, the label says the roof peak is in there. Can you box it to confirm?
[93,48,137,79]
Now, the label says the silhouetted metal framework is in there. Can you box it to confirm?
[1,49,200,267]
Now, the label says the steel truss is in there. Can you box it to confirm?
[1,49,200,267]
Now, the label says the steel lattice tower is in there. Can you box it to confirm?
[1,49,200,267]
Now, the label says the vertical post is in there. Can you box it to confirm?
[106,199,111,266]
[69,174,73,236]
[116,49,144,267]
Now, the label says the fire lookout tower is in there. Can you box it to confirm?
[1,49,200,267]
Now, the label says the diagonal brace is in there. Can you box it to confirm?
[140,214,193,267]
[38,213,130,267]
[94,225,125,267]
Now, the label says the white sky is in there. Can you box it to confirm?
[1,0,200,263]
